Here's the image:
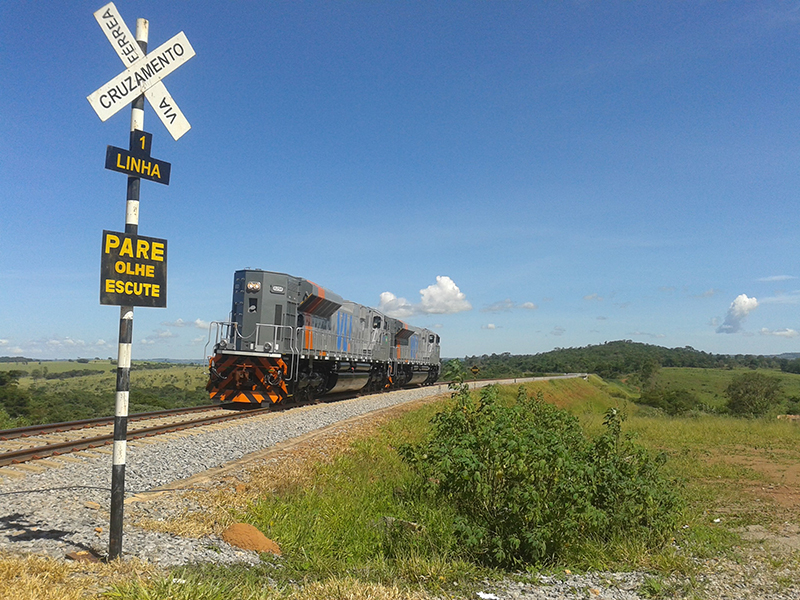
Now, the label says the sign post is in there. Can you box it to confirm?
[470,365,480,381]
[87,2,194,561]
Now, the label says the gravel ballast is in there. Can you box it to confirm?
[0,384,461,566]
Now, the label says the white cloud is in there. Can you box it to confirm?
[481,323,497,330]
[0,337,115,358]
[419,276,472,314]
[759,328,799,338]
[716,294,758,334]
[163,318,210,329]
[550,326,565,336]
[378,292,416,319]
[379,276,472,318]
[162,318,188,327]
[482,299,537,312]
[584,293,603,301]
[694,289,719,298]
[141,329,178,345]
[46,337,86,348]
[482,299,514,313]
[758,275,796,282]
[759,291,800,305]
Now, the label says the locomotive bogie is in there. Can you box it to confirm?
[206,269,441,406]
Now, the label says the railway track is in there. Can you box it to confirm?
[0,374,586,470]
[0,404,271,468]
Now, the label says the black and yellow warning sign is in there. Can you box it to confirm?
[104,130,171,185]
[100,230,167,308]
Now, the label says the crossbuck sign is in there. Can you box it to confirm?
[87,3,195,140]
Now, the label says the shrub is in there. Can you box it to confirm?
[400,383,683,567]
[725,372,782,417]
[637,387,700,415]
[0,370,31,419]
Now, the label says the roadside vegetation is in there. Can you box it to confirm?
[3,346,800,598]
[103,367,800,599]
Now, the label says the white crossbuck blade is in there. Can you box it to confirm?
[88,2,194,140]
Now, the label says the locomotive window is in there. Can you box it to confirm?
[428,334,435,343]
[372,316,382,329]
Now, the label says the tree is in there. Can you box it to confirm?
[0,370,31,419]
[442,358,466,383]
[725,372,782,417]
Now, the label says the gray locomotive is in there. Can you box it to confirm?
[206,269,441,406]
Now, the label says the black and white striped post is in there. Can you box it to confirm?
[108,17,147,563]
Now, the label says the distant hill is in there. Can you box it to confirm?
[145,358,205,365]
[1,356,203,365]
[461,340,798,379]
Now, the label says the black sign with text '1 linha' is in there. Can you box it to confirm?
[105,130,171,185]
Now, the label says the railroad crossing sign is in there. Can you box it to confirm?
[105,130,171,185]
[470,365,480,375]
[87,2,195,140]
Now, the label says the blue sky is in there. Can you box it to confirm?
[2,1,799,361]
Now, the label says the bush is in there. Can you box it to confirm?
[725,372,782,417]
[0,370,32,419]
[637,387,700,415]
[400,384,683,567]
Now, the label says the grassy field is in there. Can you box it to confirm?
[3,373,800,599]
[649,366,800,410]
[0,361,211,427]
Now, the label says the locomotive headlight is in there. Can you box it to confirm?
[246,281,261,293]
[263,342,272,352]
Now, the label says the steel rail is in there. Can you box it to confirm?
[0,404,222,441]
[0,407,271,468]
[0,375,587,468]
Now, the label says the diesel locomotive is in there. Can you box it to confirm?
[206,269,441,406]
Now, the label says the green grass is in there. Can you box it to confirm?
[0,362,211,426]
[0,359,113,374]
[651,367,800,410]
[241,402,483,588]
[55,374,800,598]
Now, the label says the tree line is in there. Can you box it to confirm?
[461,340,796,380]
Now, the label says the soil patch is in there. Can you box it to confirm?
[221,523,281,555]
[711,447,800,510]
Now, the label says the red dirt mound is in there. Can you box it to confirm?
[221,523,282,555]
